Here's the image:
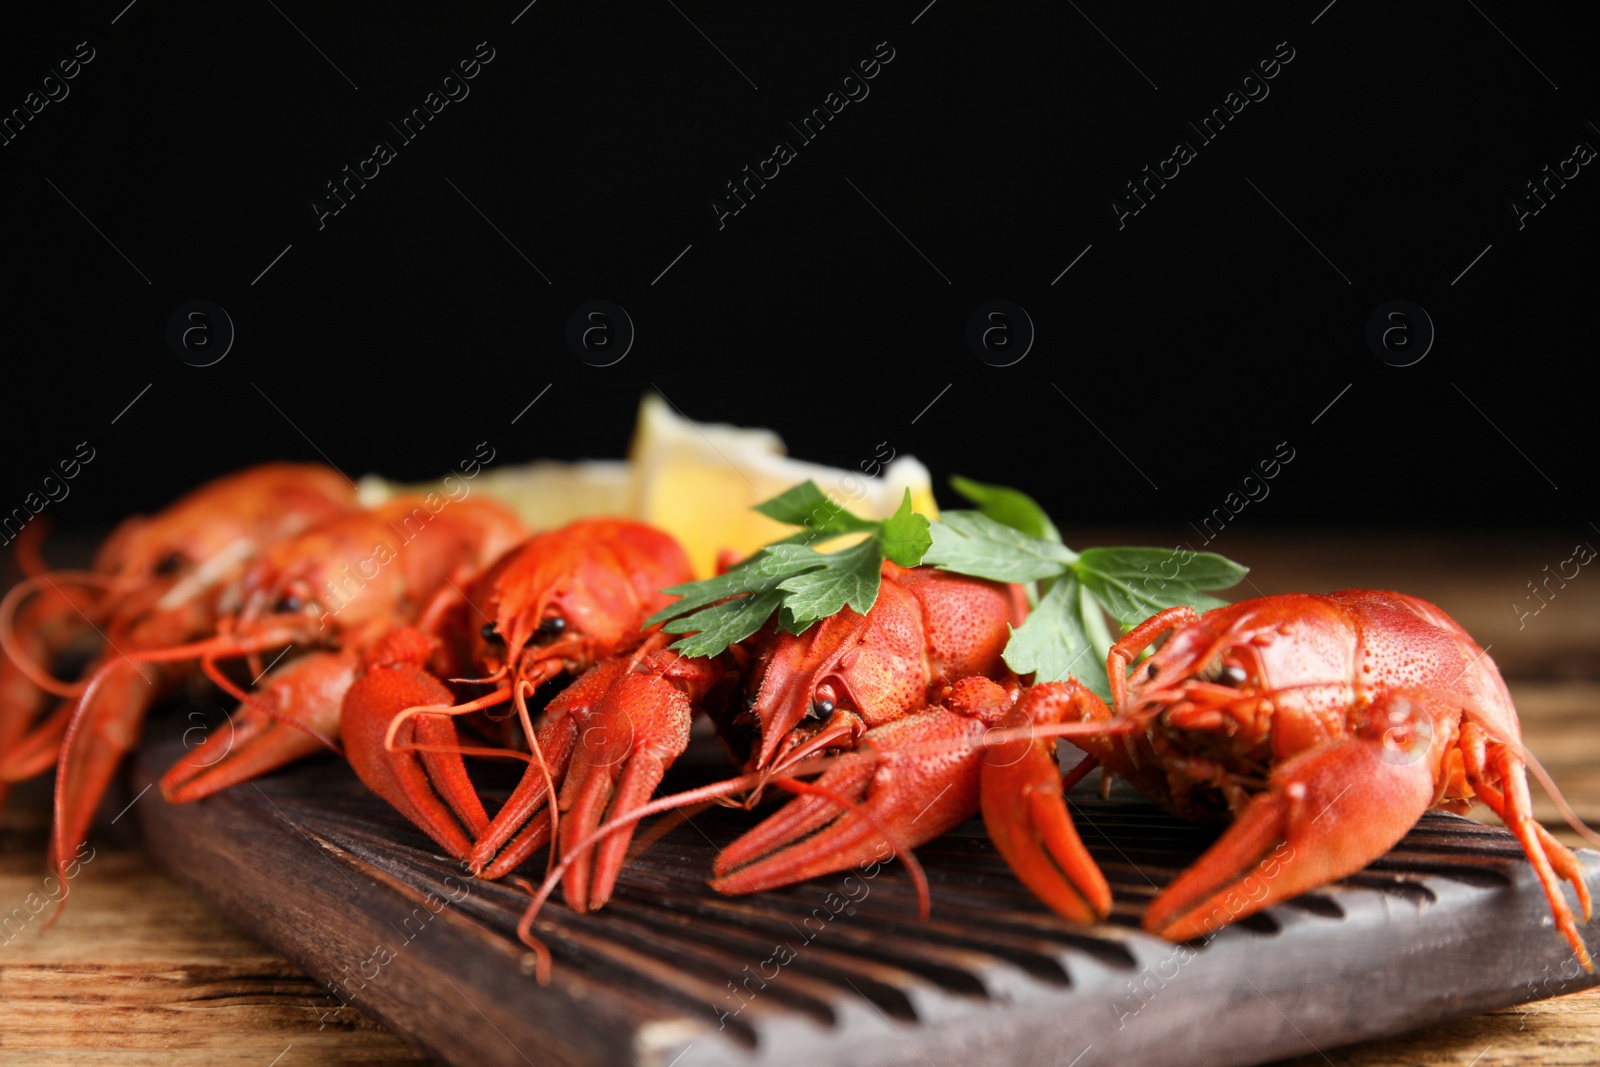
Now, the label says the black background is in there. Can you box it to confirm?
[1,1,1593,551]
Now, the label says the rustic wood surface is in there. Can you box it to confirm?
[1,529,1597,1065]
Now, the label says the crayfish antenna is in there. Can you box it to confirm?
[512,877,553,986]
[467,662,597,881]
[380,686,512,755]
[11,517,52,578]
[0,570,122,698]
[513,678,563,884]
[112,628,303,669]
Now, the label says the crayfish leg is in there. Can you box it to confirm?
[1460,720,1595,972]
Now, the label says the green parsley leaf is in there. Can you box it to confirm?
[661,588,788,658]
[949,475,1062,543]
[646,550,794,627]
[1002,573,1110,698]
[647,479,937,656]
[647,475,1249,676]
[1075,579,1117,669]
[751,481,835,525]
[775,539,884,625]
[923,511,1078,583]
[926,479,1247,694]
[756,481,880,543]
[1074,547,1246,631]
[879,489,933,567]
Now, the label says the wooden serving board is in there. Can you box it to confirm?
[131,735,1600,1067]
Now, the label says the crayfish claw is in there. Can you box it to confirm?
[710,752,878,889]
[1142,729,1436,942]
[980,682,1112,924]
[554,651,707,911]
[159,650,354,803]
[341,659,490,861]
[473,648,711,910]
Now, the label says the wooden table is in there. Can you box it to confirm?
[3,530,1598,1066]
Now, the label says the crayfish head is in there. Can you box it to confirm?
[1129,597,1358,739]
[468,530,645,686]
[97,510,252,592]
[98,463,352,594]
[1129,627,1271,737]
[740,610,875,779]
[231,511,419,641]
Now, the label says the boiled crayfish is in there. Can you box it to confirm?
[0,464,359,882]
[976,590,1595,971]
[52,493,522,889]
[121,494,527,810]
[0,463,356,795]
[339,518,700,896]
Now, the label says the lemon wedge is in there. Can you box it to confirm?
[629,394,937,576]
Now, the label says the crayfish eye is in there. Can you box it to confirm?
[155,551,183,576]
[274,594,303,614]
[480,622,504,643]
[1146,662,1159,681]
[537,616,567,638]
[1218,664,1249,687]
[806,698,834,721]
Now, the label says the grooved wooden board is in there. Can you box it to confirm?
[130,737,1600,1067]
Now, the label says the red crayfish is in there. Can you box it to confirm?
[339,517,702,894]
[978,590,1596,971]
[0,464,359,881]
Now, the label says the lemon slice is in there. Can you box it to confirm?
[628,393,937,576]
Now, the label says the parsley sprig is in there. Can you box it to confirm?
[924,477,1247,697]
[647,476,1247,698]
[645,483,931,657]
